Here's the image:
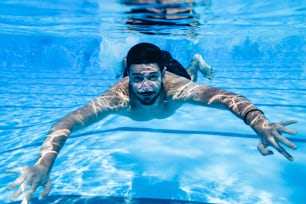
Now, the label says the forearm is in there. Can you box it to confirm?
[243,108,270,134]
[34,93,122,169]
[211,90,298,161]
[33,83,128,169]
[218,91,269,125]
[35,128,70,170]
[34,104,98,169]
[212,90,270,130]
[190,86,268,125]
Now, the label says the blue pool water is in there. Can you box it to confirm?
[0,0,305,204]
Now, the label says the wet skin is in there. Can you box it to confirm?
[6,62,298,204]
[129,63,163,105]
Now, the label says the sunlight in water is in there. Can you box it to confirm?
[0,0,305,204]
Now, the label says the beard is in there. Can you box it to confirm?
[136,91,161,105]
[129,83,163,106]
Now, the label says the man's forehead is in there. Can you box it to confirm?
[130,63,160,70]
[130,63,160,74]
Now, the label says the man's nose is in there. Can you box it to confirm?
[140,79,152,91]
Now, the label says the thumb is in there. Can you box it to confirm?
[257,141,273,156]
[39,179,51,200]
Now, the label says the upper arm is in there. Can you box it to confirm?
[164,73,253,112]
[50,80,130,132]
[164,73,220,106]
[172,84,228,108]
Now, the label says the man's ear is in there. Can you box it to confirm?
[162,66,167,77]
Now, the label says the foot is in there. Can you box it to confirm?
[193,54,215,80]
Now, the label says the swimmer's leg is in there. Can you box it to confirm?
[186,54,215,82]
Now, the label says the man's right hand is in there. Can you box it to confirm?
[6,164,51,204]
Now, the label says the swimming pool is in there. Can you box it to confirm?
[0,0,305,203]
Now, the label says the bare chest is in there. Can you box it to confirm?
[120,101,182,121]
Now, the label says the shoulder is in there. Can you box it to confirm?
[163,71,196,90]
[163,72,196,98]
[106,77,130,96]
[93,77,130,110]
[163,71,218,101]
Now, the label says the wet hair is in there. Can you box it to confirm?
[161,50,191,80]
[124,43,164,76]
[124,42,191,80]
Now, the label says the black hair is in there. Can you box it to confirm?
[124,43,164,76]
[161,50,191,80]
[123,42,191,80]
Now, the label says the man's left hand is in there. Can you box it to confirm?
[255,120,298,161]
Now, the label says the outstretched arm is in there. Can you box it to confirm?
[6,80,130,203]
[244,110,297,160]
[6,104,103,204]
[165,75,297,160]
[197,85,297,160]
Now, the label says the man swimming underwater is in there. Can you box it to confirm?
[6,42,298,204]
